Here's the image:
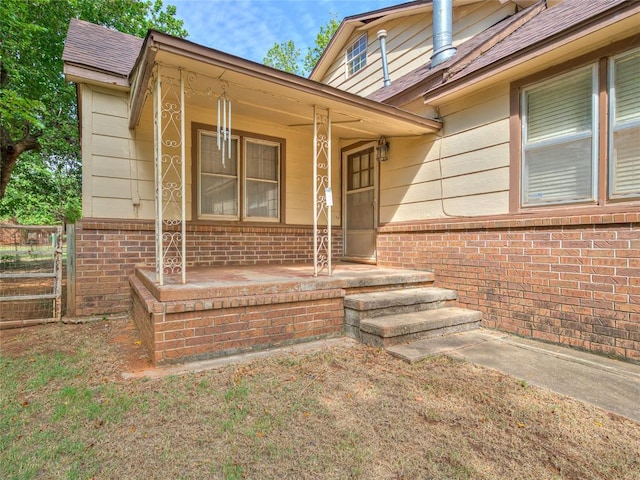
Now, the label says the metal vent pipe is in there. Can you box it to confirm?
[377,30,391,87]
[430,0,457,67]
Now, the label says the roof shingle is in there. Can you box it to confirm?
[368,0,631,104]
[62,18,143,78]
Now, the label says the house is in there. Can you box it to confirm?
[62,0,640,364]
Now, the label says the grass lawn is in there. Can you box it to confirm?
[1,319,639,479]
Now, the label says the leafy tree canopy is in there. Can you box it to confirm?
[0,0,187,224]
[264,16,339,77]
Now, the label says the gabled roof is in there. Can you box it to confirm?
[309,0,485,82]
[310,1,429,81]
[367,0,544,104]
[367,0,636,105]
[63,19,143,87]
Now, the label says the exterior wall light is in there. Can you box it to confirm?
[376,137,390,162]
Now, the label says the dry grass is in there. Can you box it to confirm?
[1,319,640,480]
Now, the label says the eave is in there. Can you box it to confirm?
[63,63,130,91]
[129,31,442,137]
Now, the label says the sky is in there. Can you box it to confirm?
[170,0,402,64]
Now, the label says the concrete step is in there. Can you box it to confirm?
[344,287,458,339]
[345,287,457,312]
[359,307,482,347]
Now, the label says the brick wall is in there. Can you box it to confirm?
[131,274,344,364]
[70,219,343,318]
[378,212,640,362]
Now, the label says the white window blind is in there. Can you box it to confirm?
[199,132,239,218]
[522,66,597,205]
[244,139,280,221]
[610,49,640,197]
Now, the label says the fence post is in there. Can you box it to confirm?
[54,225,63,321]
[66,223,76,318]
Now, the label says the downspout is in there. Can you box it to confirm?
[430,0,457,67]
[377,30,391,87]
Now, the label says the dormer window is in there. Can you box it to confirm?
[346,34,367,77]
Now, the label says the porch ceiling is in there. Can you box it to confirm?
[130,32,442,139]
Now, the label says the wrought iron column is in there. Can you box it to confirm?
[313,105,332,276]
[153,67,187,285]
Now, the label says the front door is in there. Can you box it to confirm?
[343,146,377,261]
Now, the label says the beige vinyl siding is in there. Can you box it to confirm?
[320,2,515,97]
[80,85,155,219]
[82,86,341,226]
[379,84,511,223]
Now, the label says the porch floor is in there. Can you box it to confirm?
[136,262,436,302]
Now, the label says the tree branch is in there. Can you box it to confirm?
[0,124,42,199]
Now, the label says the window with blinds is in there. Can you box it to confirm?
[244,139,280,221]
[609,49,640,198]
[521,65,597,206]
[199,132,239,218]
[198,130,281,222]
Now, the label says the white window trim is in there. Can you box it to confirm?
[345,34,367,78]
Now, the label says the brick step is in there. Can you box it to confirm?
[359,307,482,347]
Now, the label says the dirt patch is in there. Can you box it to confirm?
[1,318,152,373]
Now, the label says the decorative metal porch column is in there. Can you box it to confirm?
[153,67,187,285]
[313,105,332,276]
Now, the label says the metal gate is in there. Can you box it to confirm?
[0,225,63,328]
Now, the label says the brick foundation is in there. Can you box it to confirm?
[131,274,344,364]
[378,212,640,362]
[69,218,343,317]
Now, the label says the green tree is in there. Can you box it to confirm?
[263,40,301,75]
[0,0,187,224]
[264,16,339,77]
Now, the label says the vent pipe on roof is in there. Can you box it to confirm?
[430,0,457,67]
[377,30,392,87]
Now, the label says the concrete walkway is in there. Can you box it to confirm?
[388,329,640,423]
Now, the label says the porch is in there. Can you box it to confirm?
[130,262,440,364]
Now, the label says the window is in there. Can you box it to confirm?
[244,138,280,221]
[521,66,598,206]
[609,49,640,198]
[346,35,367,77]
[197,129,281,222]
[516,44,640,209]
[199,133,239,218]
